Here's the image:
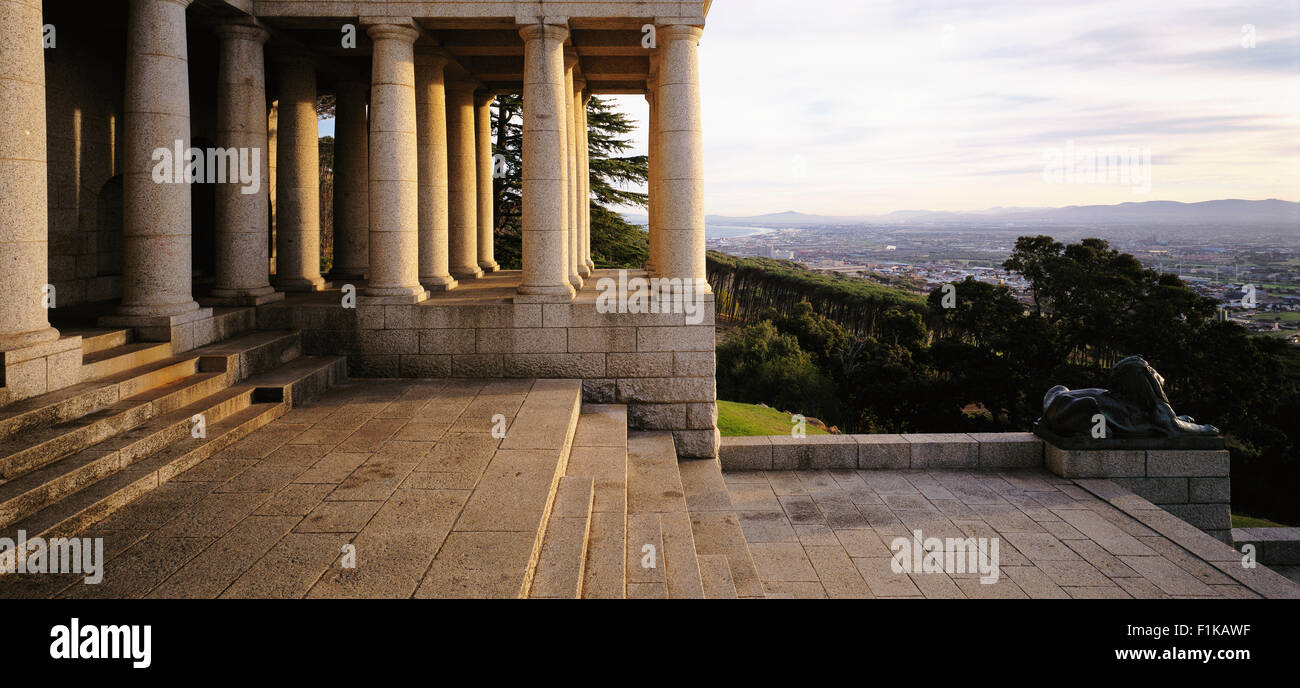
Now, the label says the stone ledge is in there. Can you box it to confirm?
[1232,528,1300,566]
[719,432,1044,471]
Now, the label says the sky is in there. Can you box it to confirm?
[321,0,1300,217]
[619,0,1300,216]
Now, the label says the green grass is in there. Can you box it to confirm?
[717,400,830,437]
[1232,513,1290,528]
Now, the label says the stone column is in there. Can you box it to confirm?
[271,53,326,292]
[574,79,592,278]
[415,54,456,291]
[580,88,595,275]
[0,0,57,350]
[644,57,659,275]
[363,22,427,303]
[329,76,370,281]
[474,91,499,273]
[515,22,574,303]
[656,25,708,289]
[446,77,482,280]
[563,51,582,290]
[210,19,281,305]
[115,0,204,318]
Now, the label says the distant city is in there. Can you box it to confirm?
[632,199,1300,344]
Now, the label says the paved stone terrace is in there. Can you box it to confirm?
[723,468,1300,599]
[0,377,581,599]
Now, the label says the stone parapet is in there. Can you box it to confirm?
[718,432,1043,471]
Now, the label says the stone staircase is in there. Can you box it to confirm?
[0,311,345,573]
[523,405,761,599]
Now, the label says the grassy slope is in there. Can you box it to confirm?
[717,400,830,437]
[1232,513,1290,528]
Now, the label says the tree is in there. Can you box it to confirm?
[1003,235,1061,316]
[717,321,835,420]
[491,94,648,269]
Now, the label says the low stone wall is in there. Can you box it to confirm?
[719,432,1043,471]
[257,290,720,458]
[1231,528,1300,566]
[1046,444,1231,542]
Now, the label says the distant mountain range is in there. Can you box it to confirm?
[691,199,1300,228]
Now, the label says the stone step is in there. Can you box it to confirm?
[241,355,346,406]
[64,329,131,356]
[209,306,256,342]
[417,379,582,599]
[0,354,202,444]
[626,512,665,598]
[193,329,302,382]
[0,400,288,574]
[567,405,630,599]
[80,341,173,383]
[529,476,595,599]
[0,386,256,529]
[626,431,705,599]
[697,554,739,599]
[0,368,221,481]
[679,457,765,599]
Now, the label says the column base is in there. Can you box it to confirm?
[203,286,285,307]
[578,264,593,278]
[514,284,575,304]
[568,274,584,291]
[451,265,484,280]
[362,285,429,305]
[0,325,61,352]
[114,298,201,319]
[478,260,500,273]
[585,258,596,271]
[421,275,459,292]
[100,306,217,353]
[0,334,81,406]
[274,275,329,292]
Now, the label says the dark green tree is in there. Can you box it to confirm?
[491,94,648,269]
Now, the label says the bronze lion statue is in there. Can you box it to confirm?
[1038,355,1218,439]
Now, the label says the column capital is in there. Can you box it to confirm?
[365,22,419,44]
[564,47,579,69]
[519,22,569,43]
[212,18,269,44]
[474,90,496,107]
[657,24,705,42]
[573,76,587,92]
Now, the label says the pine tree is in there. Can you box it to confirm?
[491,94,648,269]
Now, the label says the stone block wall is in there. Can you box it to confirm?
[1046,444,1231,542]
[256,292,720,457]
[719,432,1043,471]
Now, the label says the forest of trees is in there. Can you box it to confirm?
[714,237,1300,525]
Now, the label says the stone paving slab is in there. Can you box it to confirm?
[1,378,584,599]
[722,467,1300,599]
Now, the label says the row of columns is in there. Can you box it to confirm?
[0,0,707,355]
[516,21,706,302]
